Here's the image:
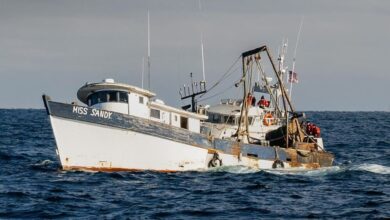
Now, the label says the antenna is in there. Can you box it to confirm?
[201,33,206,82]
[141,57,145,89]
[278,37,288,76]
[147,10,151,90]
[289,16,304,98]
[179,73,207,112]
[199,0,206,82]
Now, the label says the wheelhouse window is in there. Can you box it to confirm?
[108,91,117,102]
[239,116,253,125]
[119,92,128,103]
[212,114,220,123]
[98,92,107,103]
[180,116,188,129]
[206,113,222,123]
[207,113,236,124]
[223,115,236,125]
[88,91,128,106]
[139,96,144,104]
[150,109,160,119]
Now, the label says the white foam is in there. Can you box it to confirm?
[33,159,53,166]
[264,166,343,176]
[199,163,390,176]
[351,163,390,175]
[204,165,259,174]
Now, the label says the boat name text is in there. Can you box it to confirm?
[72,106,112,119]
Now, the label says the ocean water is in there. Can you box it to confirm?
[0,109,389,219]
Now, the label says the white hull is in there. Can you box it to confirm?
[50,116,287,171]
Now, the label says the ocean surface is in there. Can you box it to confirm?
[0,110,389,219]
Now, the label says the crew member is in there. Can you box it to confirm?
[252,96,256,106]
[258,96,267,108]
[247,93,255,107]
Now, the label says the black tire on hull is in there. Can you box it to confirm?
[208,152,223,168]
[272,159,284,169]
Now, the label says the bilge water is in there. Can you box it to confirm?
[0,110,389,219]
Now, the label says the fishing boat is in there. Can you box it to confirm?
[42,45,334,172]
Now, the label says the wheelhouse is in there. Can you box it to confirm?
[77,79,207,133]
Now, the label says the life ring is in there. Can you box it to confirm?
[263,113,274,126]
[208,152,223,168]
[272,159,284,169]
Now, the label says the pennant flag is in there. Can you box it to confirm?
[288,71,299,83]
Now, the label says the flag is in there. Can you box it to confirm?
[288,71,299,83]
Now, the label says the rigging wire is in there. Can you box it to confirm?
[198,82,237,102]
[197,66,240,101]
[199,57,249,103]
[200,55,241,98]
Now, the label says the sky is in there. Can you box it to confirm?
[0,0,389,111]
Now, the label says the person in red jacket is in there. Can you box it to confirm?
[258,96,267,108]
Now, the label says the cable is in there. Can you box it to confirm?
[198,82,237,102]
[199,59,247,102]
[202,55,241,96]
[198,65,240,99]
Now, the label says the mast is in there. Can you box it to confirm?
[147,10,151,90]
[277,39,288,118]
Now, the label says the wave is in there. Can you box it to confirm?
[33,159,54,166]
[203,165,343,176]
[30,159,58,171]
[260,163,390,176]
[201,165,260,174]
[350,163,390,175]
[263,166,343,176]
[203,163,390,176]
